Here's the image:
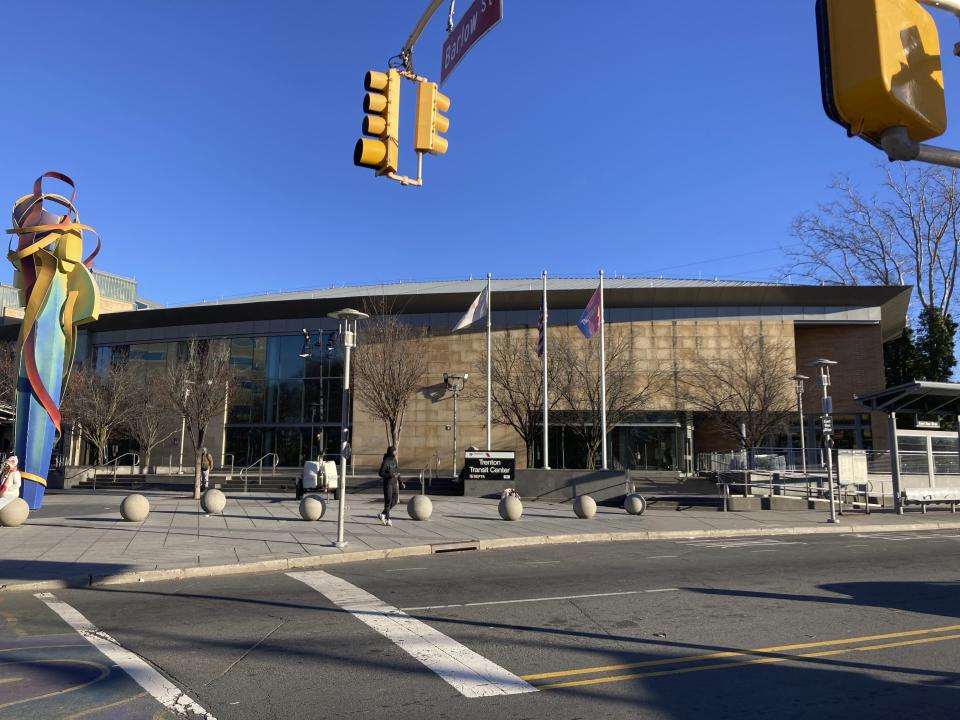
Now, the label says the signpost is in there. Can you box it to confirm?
[441,0,504,85]
[463,450,515,483]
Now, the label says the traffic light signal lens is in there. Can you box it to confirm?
[363,115,386,136]
[354,138,387,168]
[364,71,388,92]
[435,92,450,113]
[364,93,387,113]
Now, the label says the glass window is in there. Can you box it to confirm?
[931,436,959,452]
[897,436,927,452]
[277,380,303,424]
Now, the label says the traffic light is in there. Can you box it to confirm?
[354,69,400,175]
[816,0,946,144]
[414,80,450,155]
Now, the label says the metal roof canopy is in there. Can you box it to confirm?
[856,381,960,416]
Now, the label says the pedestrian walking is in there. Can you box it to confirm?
[199,448,214,492]
[0,455,22,511]
[377,446,399,526]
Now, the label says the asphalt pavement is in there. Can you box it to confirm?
[2,530,959,719]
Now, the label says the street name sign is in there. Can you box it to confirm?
[822,415,833,435]
[463,450,515,482]
[440,0,503,85]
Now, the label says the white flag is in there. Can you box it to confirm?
[453,287,488,331]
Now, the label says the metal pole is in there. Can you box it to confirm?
[599,270,608,470]
[890,411,903,513]
[817,367,837,524]
[177,416,185,474]
[336,324,353,548]
[542,270,550,469]
[486,273,492,451]
[453,387,459,478]
[797,382,807,476]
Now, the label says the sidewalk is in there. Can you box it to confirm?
[3,490,960,593]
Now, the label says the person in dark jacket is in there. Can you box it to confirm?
[377,446,400,526]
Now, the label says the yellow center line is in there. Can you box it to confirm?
[520,622,960,681]
[535,632,960,690]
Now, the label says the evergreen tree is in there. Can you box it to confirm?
[884,323,920,387]
[914,307,957,382]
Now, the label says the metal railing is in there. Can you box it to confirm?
[93,453,141,491]
[221,453,235,476]
[239,453,279,492]
[417,451,442,494]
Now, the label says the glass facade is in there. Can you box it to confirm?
[91,334,345,468]
[225,334,343,467]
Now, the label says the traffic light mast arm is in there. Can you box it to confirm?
[881,126,960,168]
[397,0,448,73]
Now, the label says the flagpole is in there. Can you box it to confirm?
[599,269,608,470]
[486,272,492,451]
[542,270,550,469]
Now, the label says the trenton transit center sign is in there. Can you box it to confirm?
[5,276,908,476]
[464,451,516,482]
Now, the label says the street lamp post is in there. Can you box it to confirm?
[443,372,468,478]
[809,358,838,523]
[792,373,809,477]
[177,384,192,474]
[328,309,369,549]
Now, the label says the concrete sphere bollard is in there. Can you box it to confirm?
[120,494,150,522]
[299,494,326,521]
[0,498,30,527]
[498,495,523,521]
[201,488,226,514]
[573,495,597,519]
[407,494,433,521]
[624,493,647,516]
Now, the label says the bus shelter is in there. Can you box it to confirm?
[855,381,960,512]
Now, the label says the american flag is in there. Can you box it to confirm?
[537,301,547,357]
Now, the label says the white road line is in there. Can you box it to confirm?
[646,555,678,559]
[401,588,679,611]
[288,570,536,698]
[525,560,561,565]
[34,592,215,719]
[385,567,429,572]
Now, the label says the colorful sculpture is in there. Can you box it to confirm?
[6,172,101,509]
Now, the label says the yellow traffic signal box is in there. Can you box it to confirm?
[817,0,946,143]
[414,81,450,155]
[354,69,400,175]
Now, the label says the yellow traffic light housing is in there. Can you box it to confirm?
[354,69,400,175]
[817,0,946,144]
[414,81,450,155]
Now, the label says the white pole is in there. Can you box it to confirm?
[542,270,550,469]
[486,273,492,451]
[599,270,608,470]
[336,322,353,548]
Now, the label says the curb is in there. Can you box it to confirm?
[4,519,960,594]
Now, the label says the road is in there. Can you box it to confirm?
[2,530,959,719]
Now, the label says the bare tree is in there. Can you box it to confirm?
[478,330,563,467]
[788,166,960,315]
[352,300,429,451]
[554,327,667,469]
[166,339,233,499]
[123,374,180,473]
[678,329,795,449]
[61,360,138,464]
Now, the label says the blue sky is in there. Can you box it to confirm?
[5,1,960,306]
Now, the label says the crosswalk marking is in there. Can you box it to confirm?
[34,592,215,719]
[288,570,537,698]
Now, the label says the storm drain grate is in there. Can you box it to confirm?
[431,540,480,554]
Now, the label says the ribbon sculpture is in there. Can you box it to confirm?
[6,172,101,509]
